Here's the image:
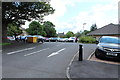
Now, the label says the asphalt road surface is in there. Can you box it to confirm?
[2,42,96,78]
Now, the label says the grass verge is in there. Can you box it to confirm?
[0,43,11,46]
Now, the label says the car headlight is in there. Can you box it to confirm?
[98,46,104,50]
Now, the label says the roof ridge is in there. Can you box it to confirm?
[87,23,119,36]
[92,23,118,32]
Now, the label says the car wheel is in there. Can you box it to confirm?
[95,51,100,58]
[95,49,102,58]
[95,50,105,60]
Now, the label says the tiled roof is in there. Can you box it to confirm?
[58,33,64,36]
[87,23,120,36]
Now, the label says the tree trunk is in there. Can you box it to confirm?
[2,23,8,43]
[0,19,1,43]
[0,25,2,43]
[0,6,1,43]
[14,34,19,42]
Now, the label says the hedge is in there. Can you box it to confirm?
[79,36,96,43]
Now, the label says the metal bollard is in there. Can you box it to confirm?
[79,44,83,61]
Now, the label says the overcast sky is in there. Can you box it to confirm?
[22,0,119,33]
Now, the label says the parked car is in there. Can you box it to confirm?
[58,38,64,42]
[49,37,59,42]
[18,35,32,42]
[7,36,15,41]
[20,36,27,41]
[59,38,68,42]
[68,37,76,42]
[44,37,50,42]
[95,36,120,61]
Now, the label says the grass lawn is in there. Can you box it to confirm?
[0,43,11,46]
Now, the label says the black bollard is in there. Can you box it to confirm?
[79,44,83,61]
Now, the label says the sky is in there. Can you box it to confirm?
[22,0,119,34]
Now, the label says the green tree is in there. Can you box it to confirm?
[26,21,45,36]
[41,30,47,37]
[90,24,97,31]
[65,31,74,38]
[82,30,90,35]
[43,21,56,37]
[2,1,55,42]
[7,23,22,39]
[75,32,81,38]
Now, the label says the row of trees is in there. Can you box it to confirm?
[26,21,56,37]
[62,23,98,38]
[7,21,57,37]
[7,21,97,39]
[62,31,87,38]
[7,22,97,38]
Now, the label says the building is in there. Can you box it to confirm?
[58,32,65,38]
[87,23,120,40]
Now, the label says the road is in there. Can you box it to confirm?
[2,42,96,78]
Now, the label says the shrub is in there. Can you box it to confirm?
[79,36,96,43]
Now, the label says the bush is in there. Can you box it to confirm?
[79,36,96,43]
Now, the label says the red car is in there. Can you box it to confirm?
[7,36,15,40]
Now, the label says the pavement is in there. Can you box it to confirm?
[68,44,120,80]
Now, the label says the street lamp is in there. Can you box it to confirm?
[83,23,86,32]
[82,23,86,36]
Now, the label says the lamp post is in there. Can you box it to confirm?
[83,23,86,32]
[83,23,86,35]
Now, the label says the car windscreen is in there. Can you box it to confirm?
[99,37,120,44]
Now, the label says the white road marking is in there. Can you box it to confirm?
[7,47,36,55]
[66,51,79,79]
[48,48,66,57]
[24,48,49,56]
[87,51,95,60]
